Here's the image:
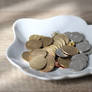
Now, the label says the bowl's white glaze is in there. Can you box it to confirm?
[7,16,92,80]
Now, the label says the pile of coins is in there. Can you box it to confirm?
[22,32,92,72]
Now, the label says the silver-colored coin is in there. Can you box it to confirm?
[70,32,84,43]
[70,53,88,71]
[71,53,89,62]
[69,59,88,71]
[55,48,68,58]
[84,47,92,55]
[64,32,72,39]
[76,40,91,52]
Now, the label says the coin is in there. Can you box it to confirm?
[29,35,43,40]
[54,41,63,48]
[41,37,53,47]
[57,40,63,48]
[55,61,64,68]
[41,54,55,72]
[71,53,88,71]
[46,48,55,56]
[53,34,66,46]
[76,40,91,52]
[31,49,48,57]
[22,51,31,61]
[62,45,78,56]
[43,45,56,56]
[63,34,69,44]
[49,45,57,53]
[55,48,69,58]
[23,32,91,72]
[58,57,71,68]
[70,32,84,43]
[68,41,75,46]
[64,32,72,39]
[71,53,89,62]
[55,61,61,67]
[52,32,59,37]
[59,38,66,46]
[29,54,47,70]
[26,40,42,50]
[56,34,69,44]
[84,47,92,55]
[60,34,69,44]
[69,58,88,71]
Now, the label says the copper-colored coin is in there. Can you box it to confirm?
[41,54,55,72]
[54,41,61,48]
[41,37,53,47]
[55,61,64,68]
[62,46,78,56]
[29,54,47,70]
[26,40,42,50]
[55,60,65,68]
[58,57,71,68]
[55,61,61,67]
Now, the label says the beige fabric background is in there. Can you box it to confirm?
[0,0,92,92]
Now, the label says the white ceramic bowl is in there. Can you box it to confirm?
[7,16,92,80]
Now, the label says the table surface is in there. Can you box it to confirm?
[0,0,92,92]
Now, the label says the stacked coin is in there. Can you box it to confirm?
[55,32,92,71]
[22,32,92,72]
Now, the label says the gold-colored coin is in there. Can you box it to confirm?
[29,35,43,40]
[58,38,65,46]
[52,32,59,37]
[22,51,33,62]
[29,54,47,70]
[54,40,63,48]
[54,36,65,46]
[58,57,71,68]
[58,34,69,44]
[54,34,69,45]
[49,45,57,56]
[41,37,53,47]
[43,46,55,56]
[54,42,60,48]
[22,51,30,61]
[44,44,58,56]
[49,45,56,52]
[41,54,55,72]
[31,49,48,57]
[68,41,75,46]
[63,34,69,44]
[62,46,78,56]
[26,40,42,50]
